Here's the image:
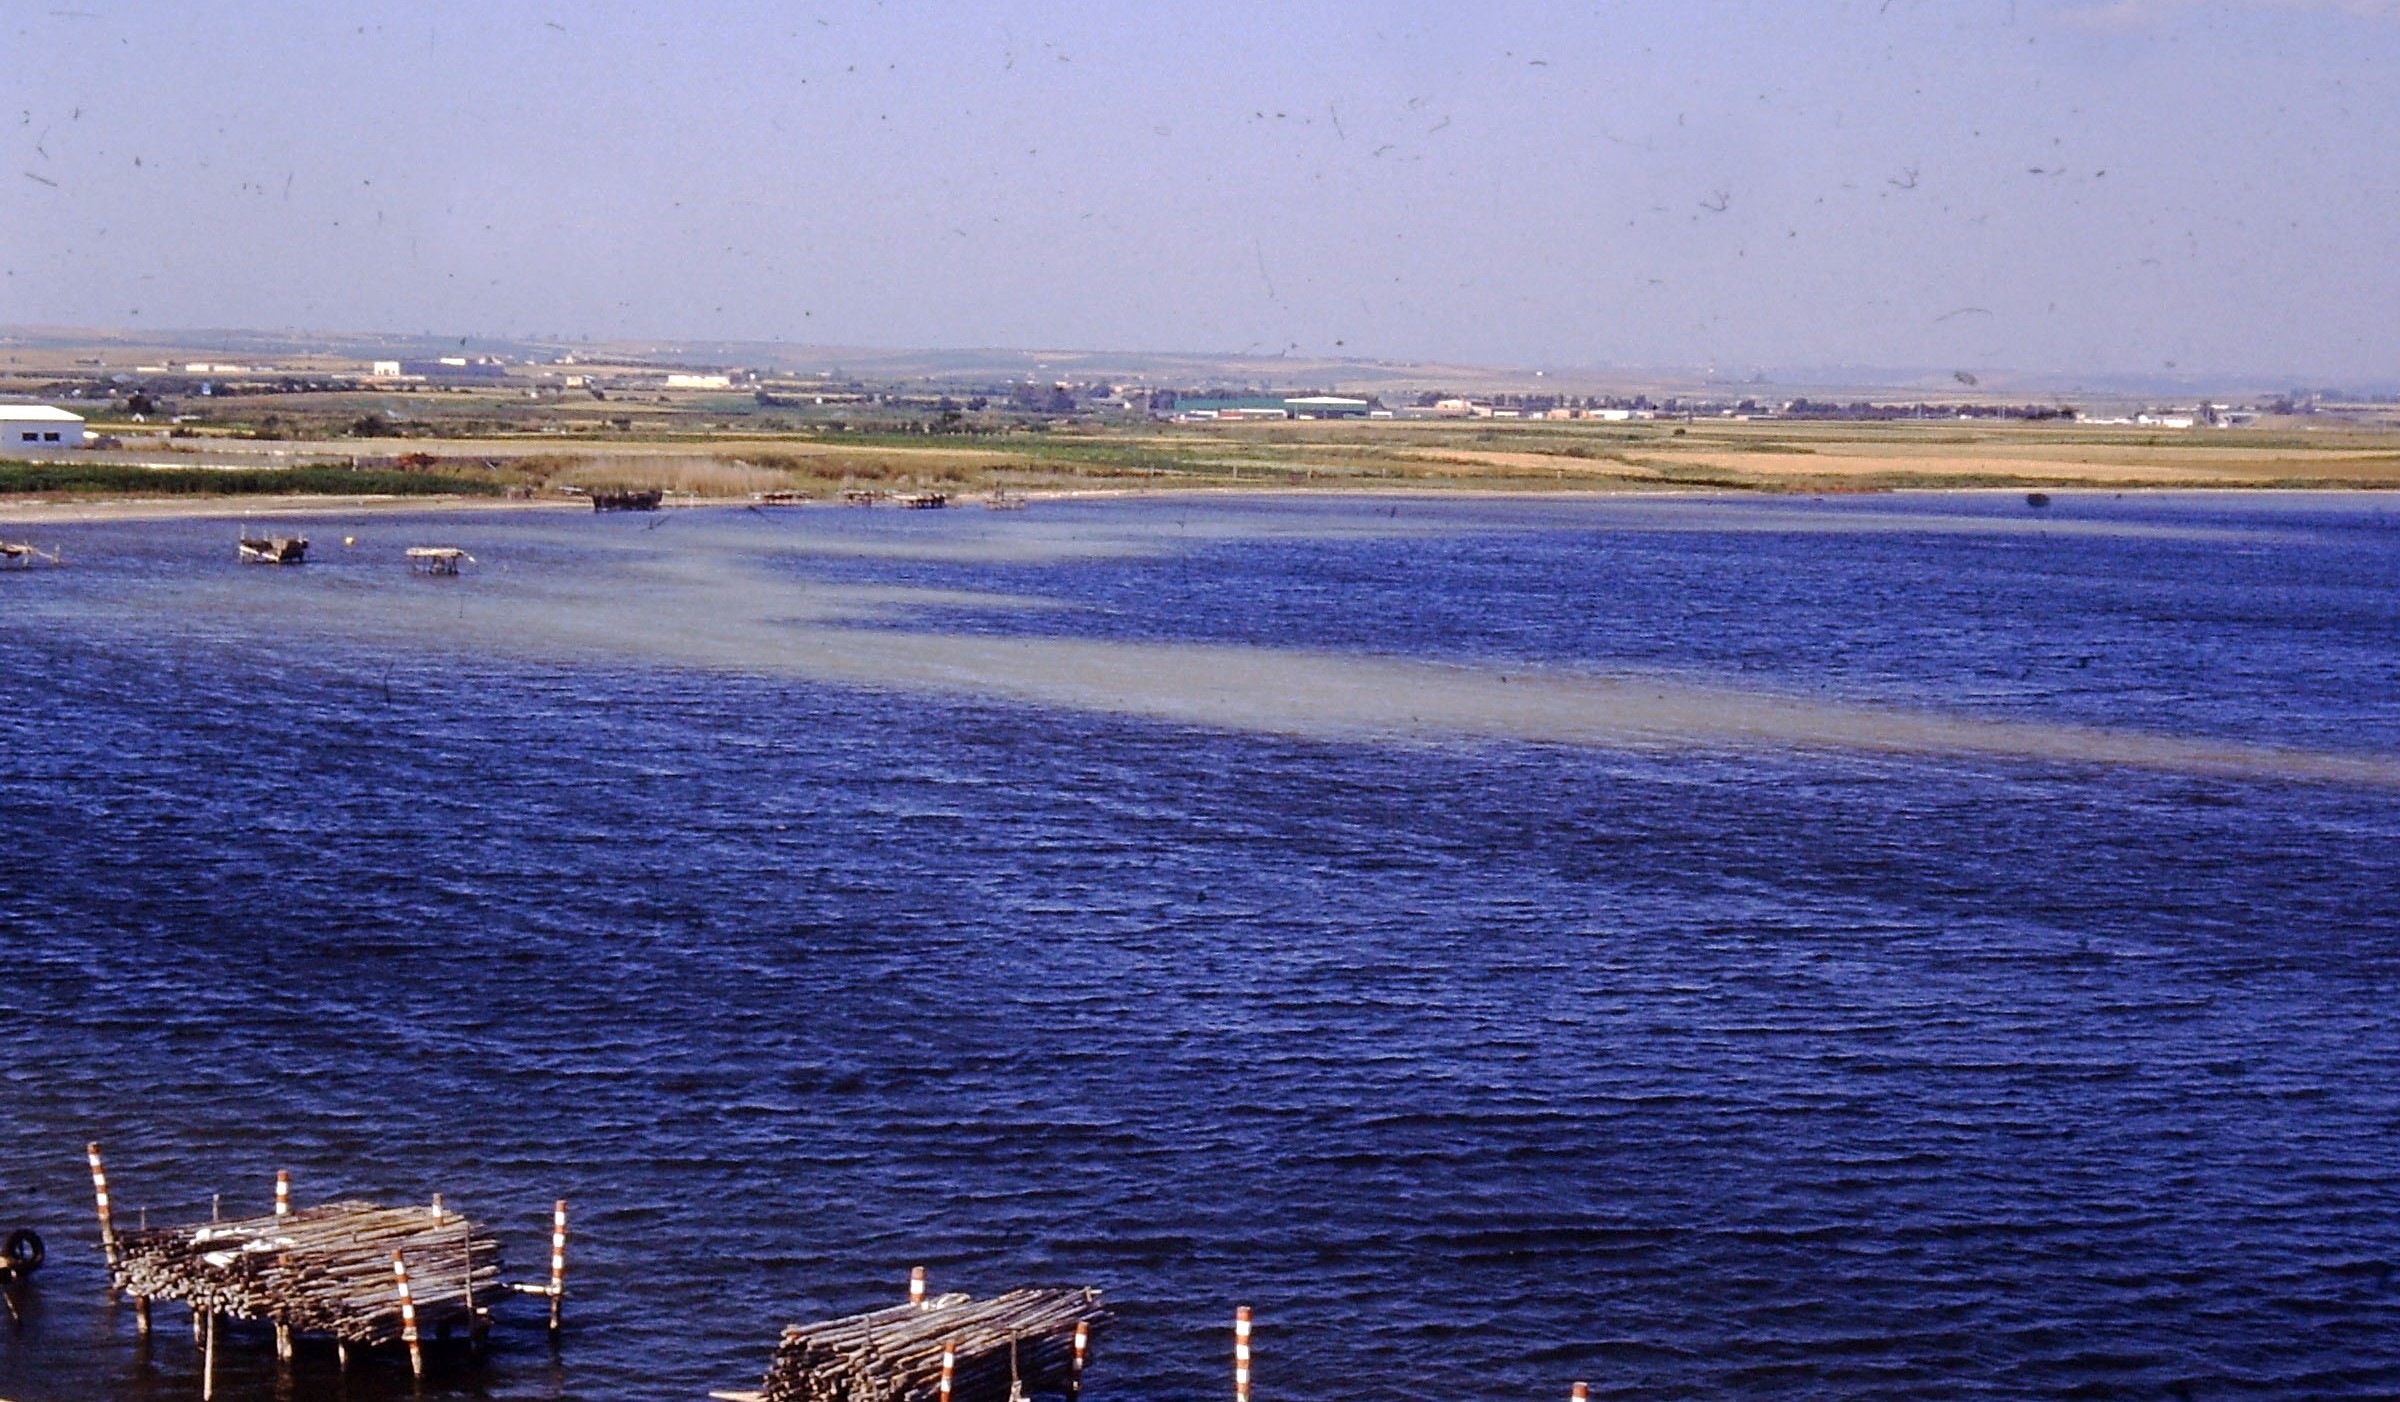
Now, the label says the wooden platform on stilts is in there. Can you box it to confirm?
[750,1286,1110,1402]
[114,1201,500,1348]
[86,1144,567,1394]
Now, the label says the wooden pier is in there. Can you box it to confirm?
[87,1145,565,1393]
[727,1279,1108,1402]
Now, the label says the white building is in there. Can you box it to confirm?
[0,405,87,449]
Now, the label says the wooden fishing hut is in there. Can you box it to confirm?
[718,1270,1109,1402]
[841,488,885,506]
[85,1144,568,1395]
[236,536,308,565]
[898,491,949,510]
[591,488,664,512]
[405,546,475,576]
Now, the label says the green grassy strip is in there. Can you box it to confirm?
[0,461,504,496]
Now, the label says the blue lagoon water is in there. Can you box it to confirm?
[1,491,2397,1400]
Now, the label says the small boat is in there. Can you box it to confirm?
[2025,491,2052,508]
[0,541,63,569]
[898,492,949,510]
[590,488,663,512]
[237,536,308,565]
[405,546,476,576]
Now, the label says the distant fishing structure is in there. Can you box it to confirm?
[404,546,476,576]
[235,535,307,565]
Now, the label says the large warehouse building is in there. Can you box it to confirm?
[0,405,87,448]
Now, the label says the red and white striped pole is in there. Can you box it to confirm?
[1234,1306,1252,1402]
[1072,1319,1090,1397]
[940,1340,956,1402]
[910,1264,927,1308]
[393,1250,424,1379]
[272,1169,294,1360]
[547,1199,569,1336]
[86,1143,119,1278]
[1572,1383,1589,1402]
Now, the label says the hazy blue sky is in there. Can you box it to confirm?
[7,1,2397,378]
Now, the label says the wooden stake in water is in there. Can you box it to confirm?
[202,1311,217,1401]
[1572,1383,1589,1402]
[1234,1306,1252,1402]
[394,1250,424,1379]
[272,1169,295,1361]
[547,1199,569,1336]
[911,1264,928,1308]
[1072,1319,1090,1398]
[940,1340,956,1402]
[86,1143,119,1278]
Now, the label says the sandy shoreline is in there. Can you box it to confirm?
[0,493,594,526]
[0,481,2382,528]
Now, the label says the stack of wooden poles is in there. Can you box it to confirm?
[760,1288,1110,1402]
[114,1200,501,1346]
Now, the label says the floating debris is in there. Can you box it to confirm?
[406,546,476,576]
[237,536,308,565]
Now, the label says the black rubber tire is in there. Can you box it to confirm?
[3,1228,42,1273]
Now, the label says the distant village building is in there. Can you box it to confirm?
[664,373,733,390]
[1283,395,1371,419]
[0,404,86,448]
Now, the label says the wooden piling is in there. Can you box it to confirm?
[911,1265,928,1308]
[547,1199,568,1336]
[202,1311,217,1401]
[1233,1306,1251,1402]
[134,1295,151,1336]
[273,1171,294,1361]
[940,1340,955,1402]
[393,1250,424,1379]
[1072,1319,1089,1397]
[86,1143,119,1280]
[1572,1384,1589,1402]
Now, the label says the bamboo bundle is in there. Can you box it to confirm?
[760,1288,1109,1402]
[115,1201,502,1345]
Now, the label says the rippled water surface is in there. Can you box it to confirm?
[3,491,2398,1401]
